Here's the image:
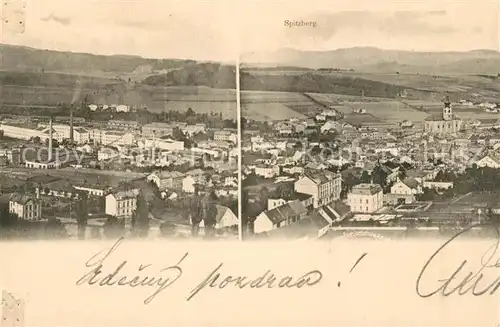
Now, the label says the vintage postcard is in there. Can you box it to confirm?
[1,0,500,326]
[0,0,240,241]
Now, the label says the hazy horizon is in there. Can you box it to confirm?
[1,0,497,63]
[1,42,498,65]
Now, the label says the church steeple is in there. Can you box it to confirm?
[443,95,452,121]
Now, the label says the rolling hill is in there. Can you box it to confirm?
[0,43,195,76]
[242,47,500,74]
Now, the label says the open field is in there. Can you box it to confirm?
[343,72,500,96]
[0,81,238,119]
[242,103,307,121]
[0,167,145,187]
[240,90,318,121]
[307,93,429,127]
[240,90,311,103]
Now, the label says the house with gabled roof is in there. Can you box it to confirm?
[475,151,500,169]
[199,205,239,230]
[390,177,423,196]
[254,200,308,234]
[147,170,185,190]
[9,193,42,221]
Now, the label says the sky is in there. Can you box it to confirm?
[0,0,498,61]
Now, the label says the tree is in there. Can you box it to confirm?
[257,187,269,208]
[276,183,294,200]
[160,222,176,237]
[44,218,69,239]
[131,191,150,237]
[241,189,251,235]
[202,194,218,238]
[44,138,59,148]
[189,188,203,237]
[372,165,388,188]
[0,207,18,228]
[341,173,361,198]
[103,216,125,238]
[76,192,88,240]
[360,171,371,183]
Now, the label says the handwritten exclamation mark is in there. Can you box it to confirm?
[338,253,368,287]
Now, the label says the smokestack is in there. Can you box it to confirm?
[48,117,53,162]
[70,105,74,142]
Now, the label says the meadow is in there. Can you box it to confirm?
[306,93,429,127]
[240,90,316,121]
[242,103,306,121]
[0,82,238,119]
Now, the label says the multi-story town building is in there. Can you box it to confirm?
[254,164,280,178]
[89,128,104,144]
[214,130,237,143]
[9,193,43,221]
[142,123,175,138]
[147,171,185,190]
[73,128,90,144]
[347,183,383,213]
[0,124,50,141]
[182,123,207,136]
[107,120,140,131]
[105,189,139,219]
[0,148,21,166]
[143,138,184,151]
[294,171,342,208]
[97,148,119,161]
[102,131,135,146]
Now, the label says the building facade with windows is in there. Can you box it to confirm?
[9,193,43,221]
[347,183,383,213]
[294,172,342,208]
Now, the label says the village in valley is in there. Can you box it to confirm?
[241,92,500,240]
[0,102,239,240]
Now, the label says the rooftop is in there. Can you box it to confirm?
[10,193,38,205]
[351,183,383,195]
[262,199,307,224]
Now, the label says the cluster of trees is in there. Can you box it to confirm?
[0,207,68,239]
[241,183,296,234]
[189,188,219,237]
[72,188,151,240]
[418,165,500,201]
[341,165,395,197]
[141,62,403,99]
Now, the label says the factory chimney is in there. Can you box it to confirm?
[69,105,74,143]
[48,117,53,162]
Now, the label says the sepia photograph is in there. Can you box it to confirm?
[0,0,240,241]
[239,0,500,241]
[2,0,500,326]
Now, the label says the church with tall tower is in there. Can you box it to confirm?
[423,95,463,135]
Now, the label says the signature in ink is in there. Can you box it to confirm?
[416,222,500,297]
[76,238,187,304]
[187,263,323,301]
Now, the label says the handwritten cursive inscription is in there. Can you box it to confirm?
[76,238,187,304]
[187,263,323,300]
[416,223,500,297]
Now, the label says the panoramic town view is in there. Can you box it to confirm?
[0,2,239,240]
[0,1,499,242]
[239,3,500,240]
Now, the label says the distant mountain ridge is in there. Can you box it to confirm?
[242,47,500,74]
[0,43,196,75]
